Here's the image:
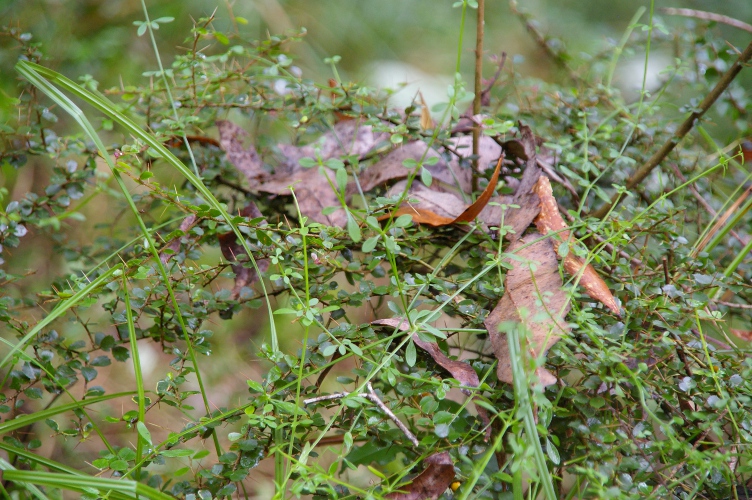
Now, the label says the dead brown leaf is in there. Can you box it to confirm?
[372,318,491,441]
[358,140,471,194]
[533,175,621,315]
[503,126,543,238]
[382,156,503,226]
[483,233,571,386]
[218,119,384,227]
[449,132,503,176]
[358,133,503,197]
[385,452,454,500]
[217,202,269,298]
[731,329,752,342]
[418,92,434,131]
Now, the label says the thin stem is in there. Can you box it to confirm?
[472,0,485,192]
[139,0,201,177]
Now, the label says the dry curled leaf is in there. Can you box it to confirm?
[217,202,269,298]
[358,140,471,194]
[484,233,571,386]
[372,318,491,441]
[382,156,502,226]
[385,452,454,500]
[533,175,621,315]
[418,91,435,131]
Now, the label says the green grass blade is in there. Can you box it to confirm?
[0,458,50,500]
[2,470,173,500]
[0,265,123,372]
[0,442,83,475]
[0,392,135,434]
[15,60,279,354]
[15,61,222,453]
[507,325,557,500]
[122,273,147,479]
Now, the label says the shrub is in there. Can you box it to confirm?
[1,3,751,499]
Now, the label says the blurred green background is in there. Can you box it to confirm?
[2,0,752,105]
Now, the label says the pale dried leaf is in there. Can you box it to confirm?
[507,126,543,236]
[388,180,467,221]
[533,175,621,315]
[418,91,435,131]
[483,233,571,386]
[359,141,471,193]
[253,167,347,227]
[448,134,503,176]
[276,119,385,172]
[218,120,377,227]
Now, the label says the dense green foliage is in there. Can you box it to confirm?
[1,3,751,499]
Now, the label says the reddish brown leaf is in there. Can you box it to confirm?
[159,214,197,265]
[503,125,543,239]
[484,233,571,386]
[533,175,621,315]
[380,156,502,227]
[454,156,503,222]
[218,202,269,298]
[731,329,752,342]
[385,452,454,500]
[372,318,491,440]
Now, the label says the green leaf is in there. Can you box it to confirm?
[214,32,229,45]
[362,236,379,253]
[321,344,338,357]
[336,167,348,193]
[402,158,418,169]
[159,449,194,457]
[247,379,264,393]
[299,157,318,168]
[136,421,152,446]
[405,339,416,367]
[393,214,413,228]
[346,213,362,242]
[110,459,129,471]
[546,438,560,465]
[421,166,433,187]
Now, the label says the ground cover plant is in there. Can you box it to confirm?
[1,2,752,499]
